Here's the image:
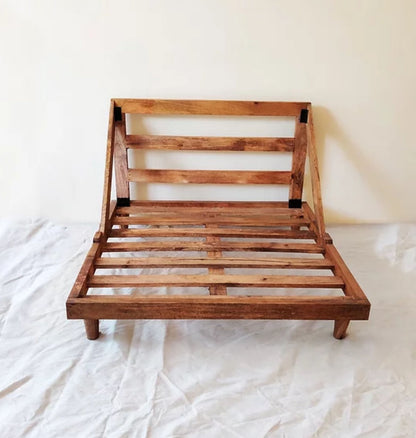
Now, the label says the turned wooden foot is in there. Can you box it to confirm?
[84,319,99,340]
[333,319,350,339]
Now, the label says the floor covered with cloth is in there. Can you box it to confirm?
[0,219,415,437]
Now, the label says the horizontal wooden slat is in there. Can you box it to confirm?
[113,99,308,116]
[110,227,315,239]
[67,295,370,320]
[128,200,299,209]
[102,241,323,253]
[128,169,292,185]
[125,135,295,151]
[113,215,308,227]
[88,274,343,288]
[95,257,334,269]
[117,205,304,217]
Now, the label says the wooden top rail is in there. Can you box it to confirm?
[113,99,309,116]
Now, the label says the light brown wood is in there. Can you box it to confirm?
[128,200,299,210]
[125,135,294,151]
[325,244,370,302]
[110,227,315,239]
[289,118,308,201]
[113,98,308,116]
[333,319,350,339]
[301,202,321,239]
[114,115,129,200]
[113,215,309,227]
[67,99,370,340]
[306,104,326,244]
[205,225,227,295]
[104,200,118,236]
[95,257,334,269]
[84,319,99,340]
[99,100,116,234]
[102,241,324,253]
[69,235,102,298]
[88,274,344,288]
[116,207,303,218]
[128,169,292,185]
[117,204,304,216]
[67,295,369,320]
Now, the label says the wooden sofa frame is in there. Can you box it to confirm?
[66,99,370,340]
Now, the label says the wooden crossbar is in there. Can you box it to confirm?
[112,215,309,227]
[94,257,334,269]
[88,274,344,288]
[102,241,324,253]
[67,99,370,341]
[125,135,295,151]
[127,169,292,185]
[109,228,315,239]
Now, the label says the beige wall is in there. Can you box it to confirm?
[1,0,415,223]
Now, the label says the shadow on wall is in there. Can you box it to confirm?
[312,106,399,223]
[126,106,394,223]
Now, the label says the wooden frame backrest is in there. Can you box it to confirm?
[99,99,325,243]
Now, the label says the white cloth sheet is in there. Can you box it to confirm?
[0,219,415,437]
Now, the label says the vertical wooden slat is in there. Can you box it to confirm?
[114,113,129,200]
[306,104,326,245]
[206,225,227,295]
[99,100,116,234]
[289,117,307,201]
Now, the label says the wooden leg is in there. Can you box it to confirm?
[333,319,350,339]
[84,319,99,340]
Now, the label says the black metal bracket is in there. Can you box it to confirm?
[114,106,122,122]
[117,197,130,207]
[300,109,309,124]
[289,199,302,208]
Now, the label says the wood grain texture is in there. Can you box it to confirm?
[113,99,309,116]
[68,236,102,298]
[110,227,315,239]
[102,241,324,253]
[95,257,334,269]
[128,200,298,209]
[117,204,304,216]
[325,244,370,302]
[99,100,116,234]
[114,115,129,200]
[204,224,226,295]
[113,215,309,227]
[125,135,294,151]
[289,118,308,200]
[128,169,292,185]
[306,104,326,244]
[88,274,344,288]
[67,295,369,320]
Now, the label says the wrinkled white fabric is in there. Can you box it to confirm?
[0,219,415,437]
